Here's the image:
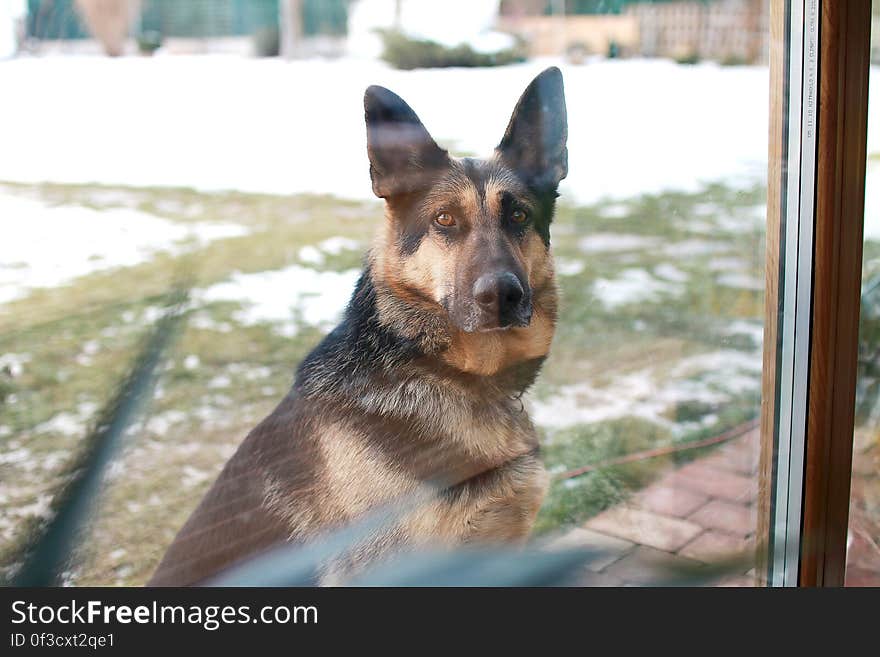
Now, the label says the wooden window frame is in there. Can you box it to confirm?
[760,0,872,587]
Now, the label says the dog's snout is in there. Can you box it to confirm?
[473,274,497,308]
[473,272,525,314]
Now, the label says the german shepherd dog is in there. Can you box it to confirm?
[149,67,567,586]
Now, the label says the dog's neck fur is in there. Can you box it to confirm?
[294,267,549,469]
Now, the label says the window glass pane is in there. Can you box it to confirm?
[847,2,880,588]
[0,0,781,587]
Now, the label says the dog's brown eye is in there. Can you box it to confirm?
[511,209,528,224]
[435,212,456,227]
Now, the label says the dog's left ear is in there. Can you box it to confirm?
[497,67,568,190]
[364,85,449,198]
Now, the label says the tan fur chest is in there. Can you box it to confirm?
[310,397,547,558]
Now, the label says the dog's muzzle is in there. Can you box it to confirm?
[470,271,532,331]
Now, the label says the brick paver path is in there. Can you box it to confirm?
[549,427,880,586]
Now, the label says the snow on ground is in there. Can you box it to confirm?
[554,257,586,277]
[34,401,99,437]
[197,265,361,336]
[578,233,660,253]
[2,56,880,236]
[723,319,764,346]
[864,162,880,240]
[662,239,728,257]
[654,263,689,283]
[0,53,853,442]
[0,352,30,377]
[598,203,631,219]
[531,349,761,431]
[715,204,768,233]
[298,236,362,266]
[717,272,764,291]
[0,55,769,207]
[0,193,248,305]
[592,268,682,310]
[195,235,363,335]
[708,256,750,272]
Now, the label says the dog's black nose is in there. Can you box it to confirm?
[473,272,524,315]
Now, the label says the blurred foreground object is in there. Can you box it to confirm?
[74,0,139,56]
[12,289,187,586]
[0,0,26,58]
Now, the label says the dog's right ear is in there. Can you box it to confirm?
[364,85,448,198]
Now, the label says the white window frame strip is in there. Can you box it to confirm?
[770,0,820,588]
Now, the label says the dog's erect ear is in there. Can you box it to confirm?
[364,85,448,198]
[497,67,568,190]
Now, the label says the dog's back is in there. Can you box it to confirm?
[148,396,310,586]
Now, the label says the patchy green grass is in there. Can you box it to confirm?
[529,183,765,532]
[0,180,767,584]
[533,392,758,535]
